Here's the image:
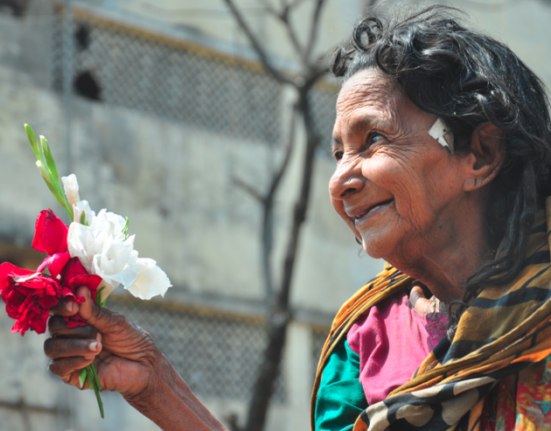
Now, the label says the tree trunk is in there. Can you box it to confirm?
[244,90,319,431]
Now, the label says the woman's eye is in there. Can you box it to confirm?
[334,150,344,161]
[368,133,385,145]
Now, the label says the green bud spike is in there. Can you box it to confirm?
[24,124,42,161]
[26,126,73,219]
[36,160,70,213]
[36,160,53,187]
[40,135,59,180]
[80,211,86,225]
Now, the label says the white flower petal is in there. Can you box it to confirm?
[91,209,127,237]
[93,257,138,290]
[91,241,139,289]
[67,207,171,301]
[67,223,94,272]
[61,174,80,208]
[127,258,172,300]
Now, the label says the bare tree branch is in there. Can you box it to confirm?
[260,103,297,300]
[288,0,310,11]
[265,103,297,204]
[304,0,326,63]
[260,0,307,65]
[232,176,266,204]
[223,0,294,86]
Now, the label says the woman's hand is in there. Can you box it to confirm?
[44,286,228,431]
[409,283,442,314]
[44,286,157,398]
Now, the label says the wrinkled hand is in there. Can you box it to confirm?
[409,283,441,314]
[44,287,158,399]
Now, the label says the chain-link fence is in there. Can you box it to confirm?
[51,6,338,153]
[109,296,287,403]
[51,4,338,153]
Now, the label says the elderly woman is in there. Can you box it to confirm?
[44,6,551,431]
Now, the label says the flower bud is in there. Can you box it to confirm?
[61,174,81,209]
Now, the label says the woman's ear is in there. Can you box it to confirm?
[463,122,506,191]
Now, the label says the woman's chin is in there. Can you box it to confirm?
[360,233,397,260]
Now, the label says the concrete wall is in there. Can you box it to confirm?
[112,0,364,66]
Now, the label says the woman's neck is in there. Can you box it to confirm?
[388,206,493,305]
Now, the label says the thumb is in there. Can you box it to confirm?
[76,286,115,333]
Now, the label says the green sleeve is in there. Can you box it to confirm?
[314,339,368,431]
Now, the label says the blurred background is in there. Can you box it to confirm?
[0,0,550,430]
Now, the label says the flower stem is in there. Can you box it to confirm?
[86,363,104,418]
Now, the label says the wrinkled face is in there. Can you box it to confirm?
[330,70,468,262]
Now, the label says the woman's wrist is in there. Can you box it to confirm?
[123,352,227,431]
[122,348,172,411]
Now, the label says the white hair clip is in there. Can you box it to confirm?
[428,117,454,154]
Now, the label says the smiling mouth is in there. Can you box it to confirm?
[354,199,394,225]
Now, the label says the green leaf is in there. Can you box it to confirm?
[87,369,95,391]
[89,364,104,418]
[91,365,103,392]
[79,368,88,388]
[95,286,105,306]
[80,211,86,225]
[24,124,42,161]
[122,217,130,234]
[40,135,59,180]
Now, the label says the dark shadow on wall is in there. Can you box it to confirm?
[73,70,102,101]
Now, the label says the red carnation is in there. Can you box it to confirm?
[58,258,102,328]
[0,263,60,335]
[0,209,102,335]
[32,209,68,255]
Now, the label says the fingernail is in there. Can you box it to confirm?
[89,342,98,352]
[66,301,75,312]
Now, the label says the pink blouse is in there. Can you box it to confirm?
[347,292,449,405]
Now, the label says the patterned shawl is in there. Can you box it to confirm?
[311,198,551,431]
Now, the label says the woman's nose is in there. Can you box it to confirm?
[329,160,365,200]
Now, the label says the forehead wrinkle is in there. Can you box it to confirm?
[336,72,404,138]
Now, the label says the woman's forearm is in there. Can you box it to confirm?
[124,352,228,431]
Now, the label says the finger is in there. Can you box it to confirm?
[48,316,97,339]
[49,357,95,382]
[77,287,119,333]
[409,285,426,307]
[410,285,426,298]
[50,297,79,317]
[44,338,102,359]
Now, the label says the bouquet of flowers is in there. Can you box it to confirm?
[0,125,172,417]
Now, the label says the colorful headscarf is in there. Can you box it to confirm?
[311,198,551,431]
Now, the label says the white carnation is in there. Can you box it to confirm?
[67,208,171,300]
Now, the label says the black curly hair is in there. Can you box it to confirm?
[331,5,551,337]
